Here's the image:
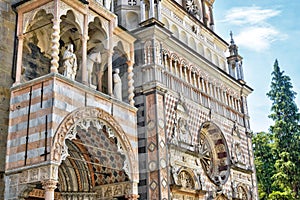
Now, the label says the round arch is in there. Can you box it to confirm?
[177,167,201,190]
[51,106,138,184]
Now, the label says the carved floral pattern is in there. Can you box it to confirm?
[51,107,137,182]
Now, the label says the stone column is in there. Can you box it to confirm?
[197,75,201,90]
[193,71,196,86]
[127,60,135,106]
[209,6,214,30]
[169,58,173,74]
[179,63,183,79]
[108,20,114,96]
[140,0,145,22]
[174,60,178,76]
[81,12,89,85]
[15,34,24,84]
[108,50,113,96]
[50,19,60,73]
[163,53,167,69]
[188,68,192,84]
[184,66,188,82]
[201,78,205,92]
[43,180,58,200]
[157,0,162,21]
[149,0,155,18]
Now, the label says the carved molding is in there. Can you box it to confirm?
[22,2,55,33]
[51,106,137,181]
[94,182,133,198]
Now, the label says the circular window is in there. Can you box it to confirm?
[198,122,230,185]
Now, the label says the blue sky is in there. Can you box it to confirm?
[213,0,300,132]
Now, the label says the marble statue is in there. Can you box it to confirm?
[87,51,101,88]
[113,68,122,100]
[63,44,77,80]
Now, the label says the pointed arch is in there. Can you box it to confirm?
[22,9,54,81]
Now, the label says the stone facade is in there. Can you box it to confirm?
[0,0,257,199]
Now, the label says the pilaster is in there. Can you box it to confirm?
[143,87,169,199]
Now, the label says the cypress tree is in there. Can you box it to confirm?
[266,59,300,199]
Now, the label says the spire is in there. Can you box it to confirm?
[230,31,234,45]
[227,31,245,83]
[229,31,238,56]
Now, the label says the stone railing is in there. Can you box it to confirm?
[142,64,246,127]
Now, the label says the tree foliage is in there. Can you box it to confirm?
[253,59,300,199]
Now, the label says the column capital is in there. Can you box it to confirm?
[126,60,134,67]
[51,18,62,23]
[42,180,58,191]
[125,194,139,200]
[80,34,89,41]
[17,34,25,40]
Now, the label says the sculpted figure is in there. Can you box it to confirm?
[113,68,122,100]
[63,44,77,80]
[87,51,101,88]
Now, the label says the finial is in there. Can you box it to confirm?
[230,31,235,45]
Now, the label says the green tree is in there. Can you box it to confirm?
[253,59,300,199]
[267,60,300,199]
[253,131,275,200]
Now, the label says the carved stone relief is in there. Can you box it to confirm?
[22,2,55,34]
[232,181,250,200]
[94,182,132,198]
[51,107,137,184]
[170,95,193,147]
[231,142,246,165]
[178,170,194,189]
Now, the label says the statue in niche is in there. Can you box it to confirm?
[232,142,245,165]
[63,44,77,80]
[177,116,192,144]
[178,171,194,189]
[170,96,192,146]
[87,50,102,88]
[113,68,122,100]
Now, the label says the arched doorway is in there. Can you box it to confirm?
[50,107,138,199]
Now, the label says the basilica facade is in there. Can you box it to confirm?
[0,0,257,199]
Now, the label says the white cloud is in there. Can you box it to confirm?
[221,6,287,52]
[235,26,287,51]
[222,6,281,26]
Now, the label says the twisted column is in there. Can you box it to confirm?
[50,19,61,73]
[127,60,135,106]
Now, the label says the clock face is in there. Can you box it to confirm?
[199,122,230,186]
